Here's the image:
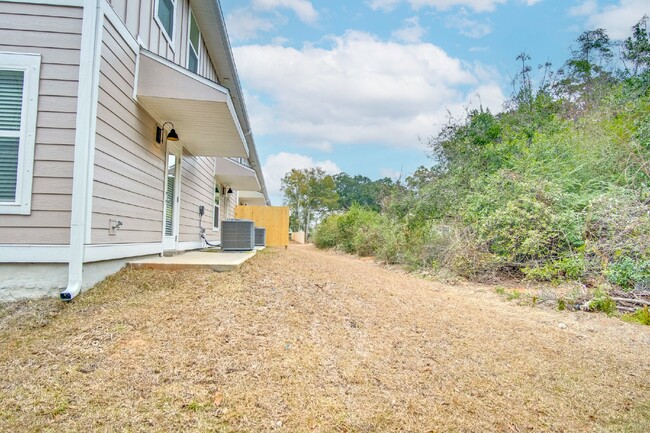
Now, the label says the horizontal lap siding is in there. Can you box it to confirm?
[178,151,218,243]
[107,0,220,83]
[91,19,165,245]
[0,3,81,244]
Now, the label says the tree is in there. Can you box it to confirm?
[622,15,650,77]
[281,168,338,238]
[555,29,614,110]
[333,173,394,212]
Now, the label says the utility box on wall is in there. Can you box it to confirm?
[234,206,289,248]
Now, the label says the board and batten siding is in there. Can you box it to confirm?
[178,150,219,243]
[0,2,82,244]
[107,0,219,82]
[91,18,166,244]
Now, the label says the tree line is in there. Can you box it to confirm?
[281,169,395,237]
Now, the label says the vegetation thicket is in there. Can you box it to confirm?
[311,18,650,299]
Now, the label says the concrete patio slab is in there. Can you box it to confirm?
[128,248,260,272]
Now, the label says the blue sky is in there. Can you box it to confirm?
[220,0,649,204]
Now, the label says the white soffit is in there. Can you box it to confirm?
[136,50,249,158]
[238,190,267,206]
[215,158,261,192]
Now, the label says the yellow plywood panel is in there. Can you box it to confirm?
[235,206,289,248]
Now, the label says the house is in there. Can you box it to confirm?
[0,0,270,300]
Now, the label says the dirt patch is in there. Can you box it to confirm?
[0,245,649,432]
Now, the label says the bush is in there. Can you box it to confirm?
[622,306,650,326]
[523,255,586,281]
[588,288,617,316]
[314,205,384,257]
[313,215,340,249]
[463,172,583,265]
[375,221,405,264]
[606,257,650,291]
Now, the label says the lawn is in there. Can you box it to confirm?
[0,245,649,432]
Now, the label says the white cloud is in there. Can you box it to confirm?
[262,153,341,200]
[445,8,492,38]
[392,16,427,43]
[367,0,402,12]
[587,0,649,40]
[569,0,598,17]
[368,0,543,12]
[368,0,507,13]
[226,9,276,41]
[252,0,319,23]
[234,31,506,155]
[569,0,648,40]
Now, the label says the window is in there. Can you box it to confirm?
[213,184,221,230]
[0,52,40,215]
[156,0,176,45]
[188,10,200,73]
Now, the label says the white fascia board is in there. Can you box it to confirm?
[84,243,164,263]
[0,245,70,263]
[101,2,139,53]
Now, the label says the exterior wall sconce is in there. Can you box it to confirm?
[227,187,233,194]
[156,122,179,144]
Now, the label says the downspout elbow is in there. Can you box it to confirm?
[60,281,82,301]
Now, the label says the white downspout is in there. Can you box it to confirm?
[61,0,102,301]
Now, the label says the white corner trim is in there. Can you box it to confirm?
[1,0,83,5]
[84,243,163,263]
[101,1,139,54]
[0,245,70,263]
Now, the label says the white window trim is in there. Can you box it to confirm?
[154,0,176,50]
[187,8,201,73]
[213,181,221,232]
[0,52,40,215]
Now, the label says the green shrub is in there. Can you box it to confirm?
[375,220,405,264]
[334,205,380,254]
[314,215,340,249]
[589,288,617,316]
[352,216,384,257]
[523,255,585,281]
[606,257,650,291]
[622,306,650,326]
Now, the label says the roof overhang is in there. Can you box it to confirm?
[238,191,267,206]
[191,0,270,205]
[135,50,248,158]
[215,158,261,192]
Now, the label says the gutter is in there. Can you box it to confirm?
[210,1,272,205]
[61,0,102,300]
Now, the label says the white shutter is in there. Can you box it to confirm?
[0,70,24,203]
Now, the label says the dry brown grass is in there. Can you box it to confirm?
[0,245,649,432]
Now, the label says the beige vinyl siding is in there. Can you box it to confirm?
[0,3,81,244]
[178,150,218,243]
[225,190,237,220]
[107,0,219,82]
[91,19,165,245]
